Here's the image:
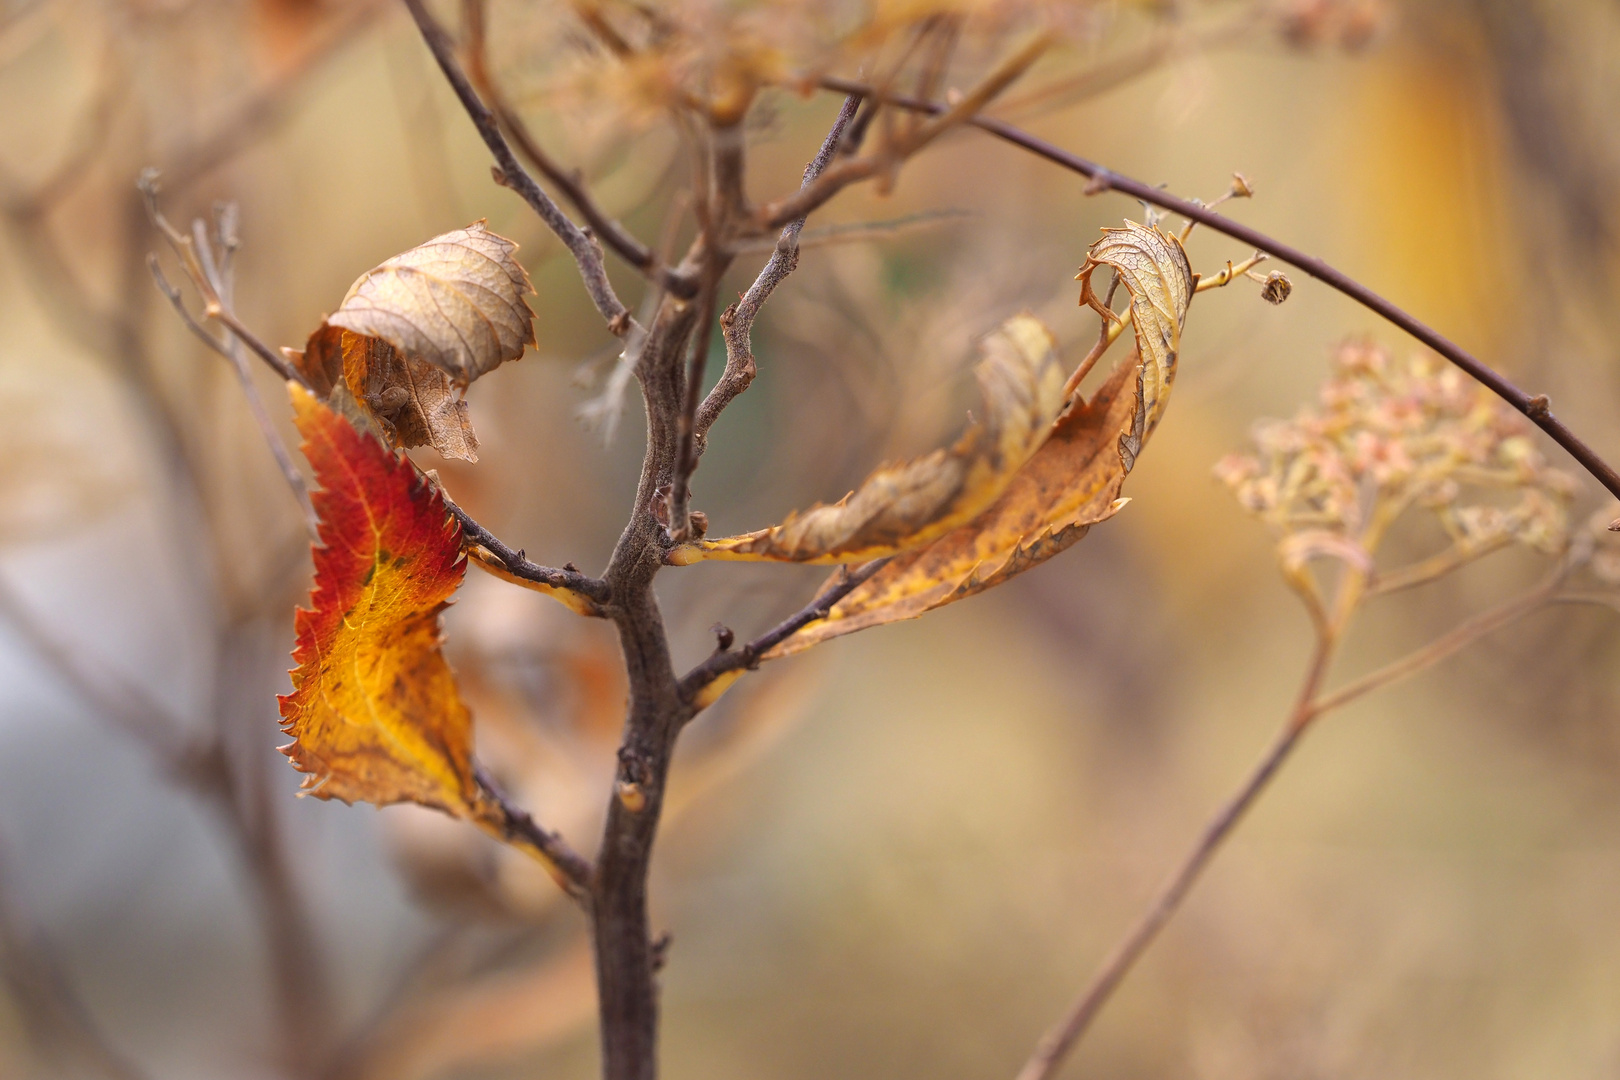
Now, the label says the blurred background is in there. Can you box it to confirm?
[1,0,1618,1077]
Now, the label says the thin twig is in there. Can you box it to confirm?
[403,0,636,336]
[1311,575,1561,715]
[148,257,317,535]
[472,767,594,904]
[1367,536,1513,597]
[815,76,1620,510]
[442,497,611,605]
[759,36,1050,230]
[726,208,971,255]
[1017,559,1584,1080]
[460,0,694,297]
[693,93,864,448]
[678,556,891,703]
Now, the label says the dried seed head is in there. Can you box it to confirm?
[1216,340,1578,566]
[1260,271,1293,305]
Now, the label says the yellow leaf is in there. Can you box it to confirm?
[327,221,537,386]
[765,355,1142,659]
[670,313,1066,565]
[1077,220,1193,469]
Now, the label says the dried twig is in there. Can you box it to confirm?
[1016,561,1581,1080]
[758,35,1051,230]
[678,556,891,703]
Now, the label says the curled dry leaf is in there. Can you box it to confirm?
[669,313,1067,565]
[283,220,534,463]
[279,383,479,814]
[327,221,536,386]
[765,356,1141,660]
[1077,220,1193,470]
[288,324,480,462]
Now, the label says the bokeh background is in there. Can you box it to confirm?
[1,1,1618,1078]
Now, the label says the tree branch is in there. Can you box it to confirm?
[403,0,636,336]
[817,75,1620,514]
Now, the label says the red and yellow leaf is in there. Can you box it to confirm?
[278,383,479,815]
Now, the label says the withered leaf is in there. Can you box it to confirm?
[764,355,1141,660]
[341,331,479,463]
[1077,220,1193,470]
[670,313,1067,566]
[286,323,480,462]
[327,221,536,386]
[279,383,479,815]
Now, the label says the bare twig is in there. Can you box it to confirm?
[693,93,863,448]
[1014,631,1338,1080]
[726,208,970,255]
[1311,574,1562,715]
[816,76,1620,511]
[472,767,594,904]
[442,496,612,605]
[759,36,1050,230]
[1367,536,1513,597]
[403,0,637,336]
[678,556,891,704]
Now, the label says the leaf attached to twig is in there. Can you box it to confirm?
[278,383,479,814]
[1077,220,1193,470]
[286,324,480,462]
[669,313,1067,565]
[766,356,1141,658]
[327,220,536,386]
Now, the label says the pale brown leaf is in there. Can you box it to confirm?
[341,332,479,462]
[326,221,537,386]
[1077,220,1192,470]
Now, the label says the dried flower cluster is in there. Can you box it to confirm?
[1215,341,1578,561]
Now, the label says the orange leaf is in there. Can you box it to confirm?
[765,356,1141,660]
[278,383,479,815]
